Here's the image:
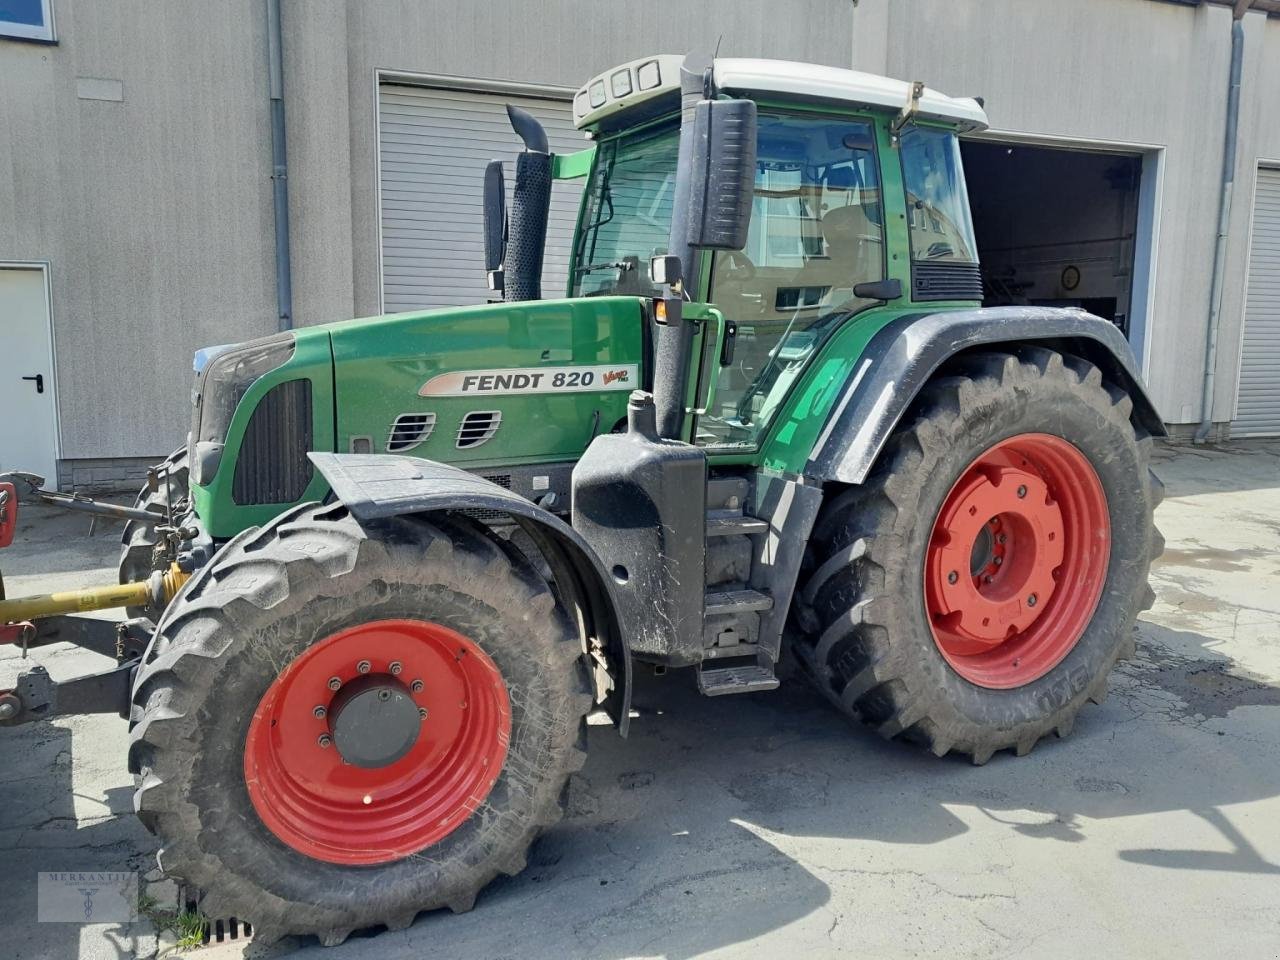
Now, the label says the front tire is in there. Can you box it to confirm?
[792,347,1162,763]
[128,503,591,944]
[119,446,189,618]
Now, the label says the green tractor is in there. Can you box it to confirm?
[0,54,1163,944]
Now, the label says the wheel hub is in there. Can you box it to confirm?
[328,674,421,769]
[243,618,511,865]
[924,433,1110,689]
[926,460,1064,649]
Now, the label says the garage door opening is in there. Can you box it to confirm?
[961,140,1143,339]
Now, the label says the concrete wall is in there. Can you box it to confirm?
[850,0,1274,426]
[1,0,1274,483]
[283,0,855,328]
[0,1,279,463]
[1222,12,1280,424]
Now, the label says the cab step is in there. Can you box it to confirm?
[704,588,773,616]
[697,663,780,696]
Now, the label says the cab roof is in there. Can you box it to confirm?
[573,55,989,135]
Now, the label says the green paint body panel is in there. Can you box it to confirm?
[192,298,645,538]
[191,326,335,538]
[192,102,982,540]
[329,297,644,466]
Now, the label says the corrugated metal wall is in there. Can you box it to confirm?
[1233,167,1280,435]
[377,85,586,312]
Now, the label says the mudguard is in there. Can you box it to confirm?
[806,306,1166,485]
[308,452,632,735]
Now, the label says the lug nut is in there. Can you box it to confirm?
[419,707,429,719]
[313,705,327,719]
[993,556,1003,567]
[317,734,332,748]
[984,575,994,584]
[410,679,424,693]
[356,660,372,675]
[1016,485,1028,499]
[389,661,402,676]
[327,676,342,691]
[1027,593,1038,607]
[947,570,959,584]
[997,534,1007,544]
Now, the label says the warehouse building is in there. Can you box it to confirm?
[0,0,1277,490]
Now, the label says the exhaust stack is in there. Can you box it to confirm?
[502,105,552,302]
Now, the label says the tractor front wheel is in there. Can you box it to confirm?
[793,347,1163,763]
[128,504,590,944]
[119,446,189,618]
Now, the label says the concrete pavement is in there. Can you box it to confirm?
[2,440,1278,959]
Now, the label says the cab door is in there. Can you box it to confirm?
[690,112,889,452]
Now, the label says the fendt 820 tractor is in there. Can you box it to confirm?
[0,54,1163,943]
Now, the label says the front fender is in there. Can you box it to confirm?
[806,306,1165,485]
[308,452,632,735]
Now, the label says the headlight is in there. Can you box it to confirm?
[190,333,295,484]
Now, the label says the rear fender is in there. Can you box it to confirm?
[806,306,1165,485]
[308,453,632,735]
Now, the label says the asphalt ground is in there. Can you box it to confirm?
[2,440,1278,959]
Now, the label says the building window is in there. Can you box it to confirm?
[0,0,56,42]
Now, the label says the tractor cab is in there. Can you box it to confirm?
[496,55,990,460]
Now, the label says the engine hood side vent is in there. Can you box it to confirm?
[457,410,502,449]
[387,412,437,452]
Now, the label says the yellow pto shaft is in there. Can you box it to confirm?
[0,564,189,623]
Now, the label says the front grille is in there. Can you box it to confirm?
[387,412,436,452]
[911,261,983,302]
[456,411,502,449]
[232,379,313,504]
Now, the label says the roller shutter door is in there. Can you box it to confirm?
[378,84,586,312]
[1234,168,1280,436]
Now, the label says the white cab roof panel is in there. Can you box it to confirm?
[713,58,988,132]
[573,55,988,134]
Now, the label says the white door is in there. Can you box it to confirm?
[1234,168,1280,436]
[378,84,587,312]
[0,266,58,485]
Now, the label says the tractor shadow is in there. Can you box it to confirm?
[284,616,1280,960]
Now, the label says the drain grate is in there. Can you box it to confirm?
[179,886,253,947]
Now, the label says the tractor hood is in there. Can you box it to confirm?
[326,296,647,467]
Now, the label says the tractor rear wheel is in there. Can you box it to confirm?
[792,347,1162,763]
[128,503,590,944]
[119,446,189,617]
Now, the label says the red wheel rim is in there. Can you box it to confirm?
[243,619,510,865]
[923,433,1110,689]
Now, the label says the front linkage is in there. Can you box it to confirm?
[0,469,190,726]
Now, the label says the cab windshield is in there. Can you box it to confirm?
[571,122,679,297]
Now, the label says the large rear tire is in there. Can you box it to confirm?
[791,347,1163,764]
[128,503,590,944]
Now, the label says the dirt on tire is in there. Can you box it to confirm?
[790,347,1164,764]
[127,503,591,945]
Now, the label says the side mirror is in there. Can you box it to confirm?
[482,159,507,288]
[686,98,757,251]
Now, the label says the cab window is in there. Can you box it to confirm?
[899,126,978,263]
[572,124,679,298]
[698,114,885,449]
